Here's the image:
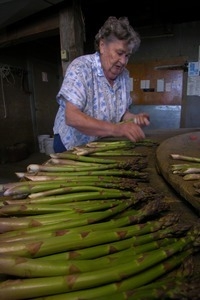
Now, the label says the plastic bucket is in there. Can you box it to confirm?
[38,135,50,153]
[44,137,55,155]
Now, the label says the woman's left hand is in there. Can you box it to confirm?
[132,113,150,126]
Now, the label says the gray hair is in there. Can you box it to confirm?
[94,16,141,53]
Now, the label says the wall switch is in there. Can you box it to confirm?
[61,49,69,61]
[42,72,48,82]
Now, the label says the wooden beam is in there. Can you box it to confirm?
[0,13,59,47]
[59,0,85,75]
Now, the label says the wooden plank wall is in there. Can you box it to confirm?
[127,58,187,105]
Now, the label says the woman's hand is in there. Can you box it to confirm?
[114,121,146,142]
[122,111,150,127]
[132,113,150,126]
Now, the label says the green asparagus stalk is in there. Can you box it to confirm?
[1,249,155,278]
[94,277,199,300]
[3,189,132,205]
[0,210,180,241]
[0,199,135,234]
[0,235,194,278]
[42,251,192,300]
[86,140,135,148]
[72,145,132,156]
[14,174,138,183]
[27,183,135,199]
[27,168,149,180]
[171,163,200,170]
[0,201,119,216]
[94,237,177,262]
[48,158,103,166]
[0,212,181,246]
[50,152,120,163]
[94,237,178,263]
[71,140,144,157]
[0,249,192,299]
[36,222,187,261]
[171,164,200,175]
[26,162,129,173]
[0,199,168,243]
[0,213,184,258]
[86,139,158,148]
[49,146,150,164]
[4,183,124,197]
[10,176,138,193]
[0,255,111,278]
[26,186,119,199]
[90,150,146,156]
[170,153,200,163]
[0,238,179,279]
[26,176,144,199]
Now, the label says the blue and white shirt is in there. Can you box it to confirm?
[53,52,132,150]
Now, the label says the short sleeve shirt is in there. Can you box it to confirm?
[53,52,132,150]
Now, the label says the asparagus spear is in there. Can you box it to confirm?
[0,250,192,299]
[18,170,149,181]
[27,168,149,180]
[171,164,200,175]
[4,183,125,197]
[86,140,135,148]
[0,199,168,243]
[90,150,146,156]
[36,222,187,261]
[26,162,128,173]
[86,139,158,148]
[0,215,186,260]
[0,235,195,278]
[0,213,183,258]
[170,153,200,163]
[27,183,136,199]
[0,199,134,234]
[0,201,119,216]
[0,214,181,250]
[50,152,120,163]
[3,189,132,205]
[48,158,103,166]
[94,276,200,300]
[72,145,133,156]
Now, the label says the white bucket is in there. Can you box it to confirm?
[44,137,55,155]
[38,135,50,153]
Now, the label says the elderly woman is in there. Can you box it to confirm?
[53,16,150,153]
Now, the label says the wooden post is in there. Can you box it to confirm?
[59,0,85,76]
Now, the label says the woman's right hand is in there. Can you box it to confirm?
[114,121,146,142]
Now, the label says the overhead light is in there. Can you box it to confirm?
[154,62,188,71]
[141,33,174,39]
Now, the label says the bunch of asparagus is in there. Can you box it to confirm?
[0,140,199,299]
[170,153,200,196]
[170,153,200,180]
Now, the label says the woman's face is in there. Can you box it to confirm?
[99,38,133,83]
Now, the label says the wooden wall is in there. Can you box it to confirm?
[127,58,187,105]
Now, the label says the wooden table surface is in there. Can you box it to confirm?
[141,128,200,274]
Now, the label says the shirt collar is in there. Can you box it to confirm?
[94,52,121,89]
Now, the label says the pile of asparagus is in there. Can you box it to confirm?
[0,140,200,299]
